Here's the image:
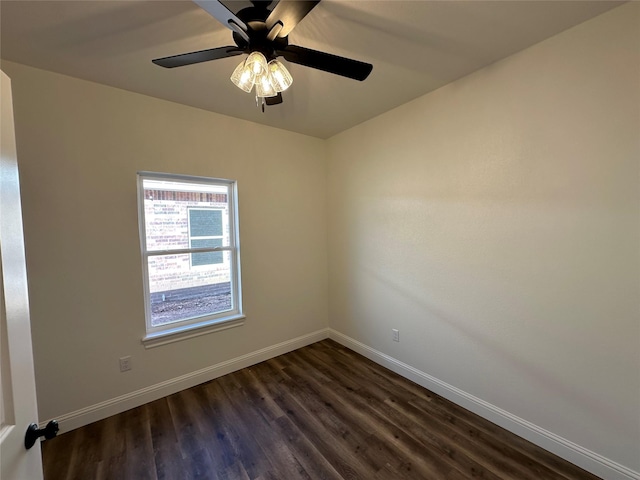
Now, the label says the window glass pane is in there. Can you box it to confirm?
[147,251,233,327]
[142,179,229,252]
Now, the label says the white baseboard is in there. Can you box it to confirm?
[43,328,330,434]
[328,329,639,480]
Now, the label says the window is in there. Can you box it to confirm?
[137,172,243,347]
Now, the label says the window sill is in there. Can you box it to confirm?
[141,314,245,349]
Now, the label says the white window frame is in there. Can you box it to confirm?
[137,172,244,348]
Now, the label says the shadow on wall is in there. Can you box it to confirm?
[357,261,628,436]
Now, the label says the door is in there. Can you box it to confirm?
[0,70,44,480]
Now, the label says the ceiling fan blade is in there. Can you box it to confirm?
[152,46,243,68]
[278,45,372,81]
[265,1,320,38]
[265,92,283,105]
[193,0,250,43]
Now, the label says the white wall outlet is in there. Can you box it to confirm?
[392,329,400,342]
[119,356,132,372]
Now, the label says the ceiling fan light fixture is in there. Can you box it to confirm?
[267,59,293,92]
[231,52,285,97]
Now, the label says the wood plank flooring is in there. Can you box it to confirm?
[41,339,600,480]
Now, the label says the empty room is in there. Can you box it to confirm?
[0,1,638,479]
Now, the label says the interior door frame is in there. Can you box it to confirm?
[0,68,44,480]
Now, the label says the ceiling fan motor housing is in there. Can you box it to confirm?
[232,5,288,60]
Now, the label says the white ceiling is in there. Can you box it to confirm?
[0,0,622,138]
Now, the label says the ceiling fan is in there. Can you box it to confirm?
[152,0,373,108]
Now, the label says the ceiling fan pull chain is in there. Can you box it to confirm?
[255,95,266,113]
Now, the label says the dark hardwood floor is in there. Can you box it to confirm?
[42,339,600,479]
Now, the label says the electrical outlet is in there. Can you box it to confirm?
[392,329,400,342]
[119,356,132,372]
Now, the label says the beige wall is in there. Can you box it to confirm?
[328,3,638,473]
[1,60,328,423]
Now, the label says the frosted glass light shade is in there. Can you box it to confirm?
[255,72,277,97]
[245,51,268,76]
[267,60,293,92]
[230,60,255,93]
